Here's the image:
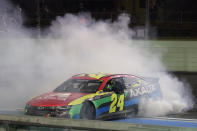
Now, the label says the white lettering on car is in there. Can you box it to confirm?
[130,85,156,97]
[141,86,146,94]
[130,89,136,97]
[37,93,70,101]
[135,88,142,95]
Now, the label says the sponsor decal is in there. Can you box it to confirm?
[109,94,124,113]
[75,73,107,79]
[37,93,70,101]
[130,85,156,97]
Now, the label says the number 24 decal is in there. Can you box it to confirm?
[109,94,124,113]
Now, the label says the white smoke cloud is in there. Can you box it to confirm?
[0,0,194,117]
[138,73,194,117]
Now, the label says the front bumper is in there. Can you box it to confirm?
[25,105,71,118]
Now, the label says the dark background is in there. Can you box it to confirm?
[7,0,197,38]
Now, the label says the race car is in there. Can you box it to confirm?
[25,73,162,120]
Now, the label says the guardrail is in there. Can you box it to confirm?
[0,114,197,131]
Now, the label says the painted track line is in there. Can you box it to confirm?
[114,116,197,128]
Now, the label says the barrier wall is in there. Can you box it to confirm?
[133,40,197,99]
[148,40,197,72]
[0,114,197,131]
[148,40,197,98]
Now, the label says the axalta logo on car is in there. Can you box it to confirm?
[130,85,156,97]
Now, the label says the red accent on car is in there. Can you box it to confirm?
[98,74,134,90]
[72,76,98,80]
[28,92,88,107]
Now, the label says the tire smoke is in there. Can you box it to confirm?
[0,0,194,116]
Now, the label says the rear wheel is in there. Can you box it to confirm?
[80,101,96,120]
[133,105,138,115]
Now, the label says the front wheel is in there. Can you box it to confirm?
[80,101,96,120]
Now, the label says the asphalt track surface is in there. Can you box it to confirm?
[1,109,197,128]
[114,116,197,128]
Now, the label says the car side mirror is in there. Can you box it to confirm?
[113,81,124,94]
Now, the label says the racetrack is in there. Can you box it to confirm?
[1,109,197,128]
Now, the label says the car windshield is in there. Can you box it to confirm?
[54,79,102,93]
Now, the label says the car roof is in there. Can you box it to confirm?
[71,73,139,80]
[71,73,111,80]
[71,73,143,91]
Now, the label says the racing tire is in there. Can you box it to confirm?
[80,101,96,120]
[133,105,138,115]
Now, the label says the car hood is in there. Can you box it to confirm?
[27,92,88,107]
